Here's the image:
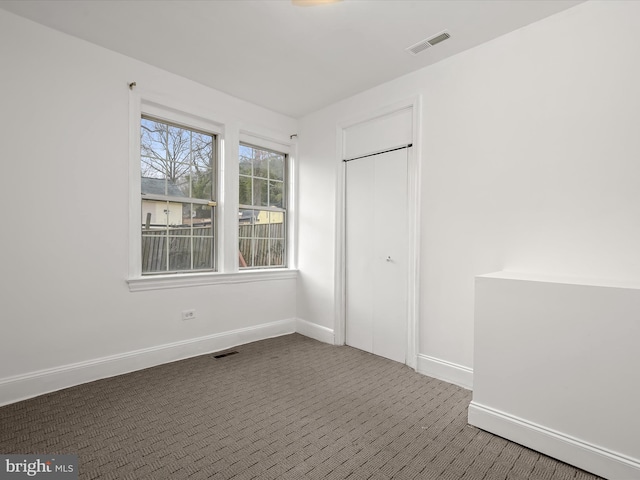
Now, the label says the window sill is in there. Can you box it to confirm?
[127,269,298,292]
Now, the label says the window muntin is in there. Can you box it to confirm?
[239,144,286,268]
[140,116,216,274]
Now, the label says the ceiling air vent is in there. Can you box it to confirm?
[406,31,450,55]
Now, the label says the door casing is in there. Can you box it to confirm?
[334,96,422,370]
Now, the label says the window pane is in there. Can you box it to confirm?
[141,117,213,198]
[192,203,213,226]
[164,202,190,228]
[142,199,169,228]
[269,154,285,181]
[192,132,213,167]
[191,166,212,200]
[239,175,252,205]
[270,239,285,267]
[238,209,285,268]
[193,132,213,200]
[253,237,269,267]
[141,199,169,273]
[141,119,167,166]
[168,236,191,271]
[239,208,255,268]
[254,213,269,238]
[253,178,268,207]
[254,150,268,178]
[167,125,191,164]
[193,235,214,270]
[142,232,167,273]
[179,205,213,271]
[172,165,191,197]
[269,180,283,208]
[239,145,252,175]
[141,155,169,185]
[141,200,214,273]
[239,208,257,225]
[269,211,285,238]
[239,238,253,268]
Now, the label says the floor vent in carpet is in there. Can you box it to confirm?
[214,351,239,359]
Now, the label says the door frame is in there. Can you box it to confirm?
[334,95,422,370]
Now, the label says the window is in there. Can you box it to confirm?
[128,94,297,291]
[140,116,216,274]
[239,144,287,268]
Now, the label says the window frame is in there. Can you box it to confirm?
[127,91,297,292]
[140,114,218,275]
[238,141,289,270]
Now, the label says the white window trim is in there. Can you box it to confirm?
[127,269,298,292]
[127,90,297,292]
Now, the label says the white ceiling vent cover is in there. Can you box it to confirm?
[406,31,450,55]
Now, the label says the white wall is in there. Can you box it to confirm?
[297,1,640,372]
[0,10,297,403]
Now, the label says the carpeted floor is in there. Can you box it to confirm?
[0,334,602,480]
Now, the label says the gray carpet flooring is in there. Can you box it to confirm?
[0,333,602,480]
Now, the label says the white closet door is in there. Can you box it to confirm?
[345,148,408,363]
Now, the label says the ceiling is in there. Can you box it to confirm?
[0,0,584,118]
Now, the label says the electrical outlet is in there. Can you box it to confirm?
[182,309,196,321]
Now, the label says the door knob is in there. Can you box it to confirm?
[386,256,392,262]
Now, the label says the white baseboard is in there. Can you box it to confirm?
[0,318,296,407]
[468,402,640,480]
[416,354,473,390]
[295,318,335,344]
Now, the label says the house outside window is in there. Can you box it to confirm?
[140,116,216,274]
[239,143,287,268]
